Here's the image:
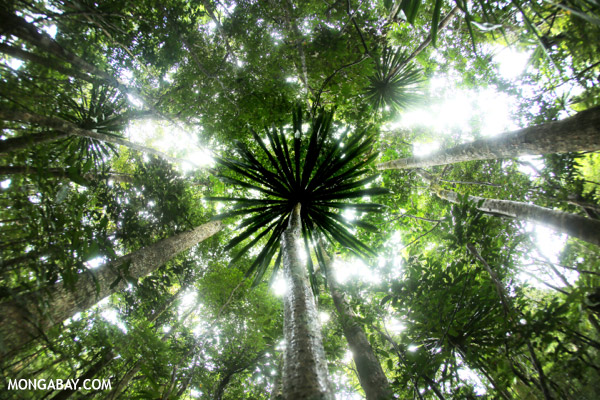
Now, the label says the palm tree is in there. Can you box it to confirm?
[365,46,423,112]
[211,109,389,399]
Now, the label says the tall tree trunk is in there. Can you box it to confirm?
[321,249,393,400]
[0,10,153,109]
[0,220,221,358]
[0,43,101,85]
[437,188,600,246]
[0,165,134,184]
[0,108,188,164]
[49,286,185,400]
[467,244,555,400]
[281,204,333,400]
[0,131,70,153]
[377,105,600,170]
[417,169,600,246]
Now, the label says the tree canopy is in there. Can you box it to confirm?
[1,0,600,399]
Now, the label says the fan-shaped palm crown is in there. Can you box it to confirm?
[365,47,423,111]
[210,110,390,284]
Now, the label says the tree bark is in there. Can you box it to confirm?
[281,204,333,400]
[0,165,134,184]
[0,130,70,153]
[0,220,221,358]
[417,168,600,246]
[0,43,101,85]
[437,188,600,246]
[0,10,153,108]
[321,249,393,400]
[0,108,188,164]
[377,105,600,170]
[49,286,185,400]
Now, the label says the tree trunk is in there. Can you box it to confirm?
[49,350,115,400]
[0,10,152,108]
[0,43,101,85]
[0,108,188,164]
[437,188,600,246]
[0,131,70,153]
[0,165,134,184]
[281,204,333,400]
[321,249,393,400]
[0,220,221,358]
[49,286,185,400]
[377,105,600,170]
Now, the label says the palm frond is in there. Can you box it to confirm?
[210,109,390,284]
[365,47,423,112]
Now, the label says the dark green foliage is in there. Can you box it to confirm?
[56,84,128,167]
[210,109,389,284]
[365,47,423,111]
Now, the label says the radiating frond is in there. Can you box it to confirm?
[365,47,423,112]
[208,109,390,285]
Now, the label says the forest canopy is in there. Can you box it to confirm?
[1,0,600,399]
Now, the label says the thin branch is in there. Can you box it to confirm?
[398,220,442,252]
[392,213,442,223]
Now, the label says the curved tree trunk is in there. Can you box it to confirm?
[377,105,600,170]
[416,168,600,246]
[0,220,221,358]
[321,249,393,400]
[0,108,188,164]
[281,204,333,400]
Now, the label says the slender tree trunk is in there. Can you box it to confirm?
[48,351,114,400]
[374,326,446,400]
[378,105,600,170]
[107,294,204,399]
[0,10,154,109]
[437,188,600,246]
[0,43,101,85]
[467,244,554,400]
[321,249,392,400]
[49,286,185,400]
[0,221,221,358]
[0,108,189,164]
[417,169,600,246]
[281,204,333,400]
[0,165,134,184]
[396,7,459,69]
[0,131,70,153]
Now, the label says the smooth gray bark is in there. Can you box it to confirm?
[416,169,600,246]
[322,250,393,400]
[281,204,333,400]
[0,108,188,164]
[438,188,600,246]
[0,221,221,358]
[378,105,600,170]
